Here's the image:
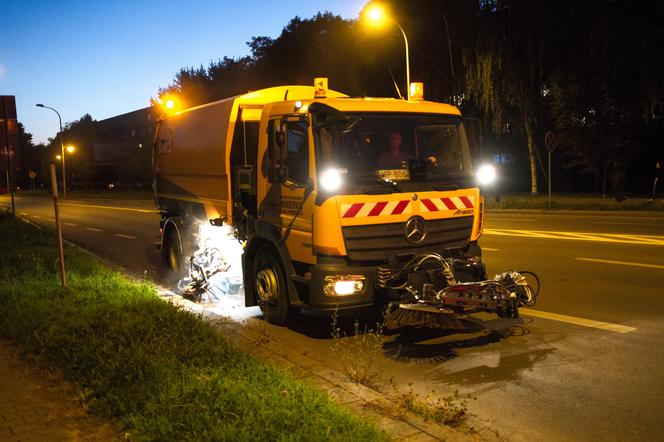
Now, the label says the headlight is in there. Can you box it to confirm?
[476,164,496,185]
[320,168,342,192]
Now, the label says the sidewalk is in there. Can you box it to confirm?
[0,342,120,442]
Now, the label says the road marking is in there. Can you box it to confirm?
[19,212,27,215]
[593,221,659,226]
[31,215,41,218]
[520,308,636,334]
[84,227,104,232]
[483,228,664,246]
[59,202,156,213]
[575,257,664,270]
[114,233,138,240]
[63,222,78,226]
[482,247,500,251]
[488,218,537,222]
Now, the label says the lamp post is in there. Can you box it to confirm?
[36,103,67,197]
[364,3,410,99]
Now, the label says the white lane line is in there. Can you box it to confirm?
[487,218,537,222]
[59,202,156,213]
[593,221,659,226]
[483,228,664,246]
[84,227,104,232]
[575,257,664,270]
[63,222,78,226]
[520,308,636,334]
[114,233,138,240]
[19,212,27,215]
[482,247,500,251]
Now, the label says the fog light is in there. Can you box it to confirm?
[324,275,366,296]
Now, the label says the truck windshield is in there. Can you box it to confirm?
[315,113,473,193]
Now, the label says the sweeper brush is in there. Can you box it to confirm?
[385,304,466,329]
[381,253,540,329]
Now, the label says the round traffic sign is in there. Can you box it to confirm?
[545,131,557,153]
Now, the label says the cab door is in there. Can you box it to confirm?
[263,115,315,264]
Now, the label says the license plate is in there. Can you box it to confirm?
[378,169,410,181]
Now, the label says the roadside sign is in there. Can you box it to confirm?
[545,130,557,153]
[544,130,557,208]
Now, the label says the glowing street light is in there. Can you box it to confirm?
[36,103,68,197]
[55,155,62,161]
[363,2,411,99]
[157,94,181,114]
[66,145,75,154]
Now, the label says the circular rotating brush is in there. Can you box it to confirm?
[386,304,466,330]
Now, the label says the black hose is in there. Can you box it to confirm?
[516,271,540,306]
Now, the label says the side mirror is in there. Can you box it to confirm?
[270,130,284,161]
[267,163,279,183]
[278,165,289,185]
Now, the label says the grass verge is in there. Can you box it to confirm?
[485,193,664,212]
[0,212,386,441]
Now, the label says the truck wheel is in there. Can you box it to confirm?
[163,228,186,283]
[253,245,290,325]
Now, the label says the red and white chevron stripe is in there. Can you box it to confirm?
[341,200,411,218]
[420,196,475,212]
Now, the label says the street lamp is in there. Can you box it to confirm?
[363,3,411,99]
[36,103,68,197]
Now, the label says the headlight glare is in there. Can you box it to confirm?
[477,164,497,185]
[320,168,342,192]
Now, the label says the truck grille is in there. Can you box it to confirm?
[342,216,474,262]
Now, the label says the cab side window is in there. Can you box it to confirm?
[285,120,309,184]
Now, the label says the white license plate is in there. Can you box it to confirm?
[378,169,411,181]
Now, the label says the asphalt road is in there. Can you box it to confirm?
[3,194,664,441]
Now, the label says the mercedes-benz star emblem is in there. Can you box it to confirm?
[404,216,427,244]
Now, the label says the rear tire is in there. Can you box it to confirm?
[253,245,291,325]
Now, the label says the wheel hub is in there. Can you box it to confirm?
[256,267,279,303]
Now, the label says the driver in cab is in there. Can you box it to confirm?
[378,131,412,169]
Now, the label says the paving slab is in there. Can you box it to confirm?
[0,341,121,442]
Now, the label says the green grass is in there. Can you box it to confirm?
[0,212,387,441]
[485,193,664,212]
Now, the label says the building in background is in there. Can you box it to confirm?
[92,107,156,189]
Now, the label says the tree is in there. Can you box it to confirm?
[547,0,663,196]
[463,0,553,194]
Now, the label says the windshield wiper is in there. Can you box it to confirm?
[356,176,402,193]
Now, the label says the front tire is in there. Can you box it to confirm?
[163,227,186,284]
[253,245,291,325]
